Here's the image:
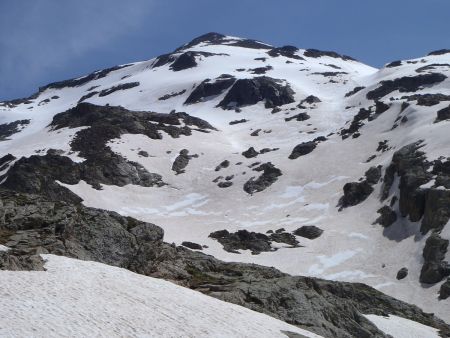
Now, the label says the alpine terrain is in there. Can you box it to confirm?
[1,32,450,337]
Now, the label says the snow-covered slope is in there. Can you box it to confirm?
[1,33,449,323]
[0,254,322,338]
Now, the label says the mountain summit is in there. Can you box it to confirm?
[1,33,450,337]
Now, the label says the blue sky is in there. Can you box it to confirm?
[1,0,449,100]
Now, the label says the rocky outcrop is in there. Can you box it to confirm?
[184,76,236,104]
[209,228,299,255]
[1,188,449,338]
[181,241,203,250]
[435,105,450,122]
[420,233,450,284]
[396,267,408,280]
[172,149,198,174]
[1,104,217,202]
[293,226,323,239]
[345,86,365,97]
[303,49,356,61]
[288,141,316,159]
[402,93,450,106]
[285,112,310,122]
[339,166,381,209]
[0,119,30,141]
[242,147,259,158]
[267,46,304,60]
[366,73,447,100]
[375,206,397,227]
[243,162,282,194]
[440,278,450,299]
[98,82,139,97]
[218,76,295,109]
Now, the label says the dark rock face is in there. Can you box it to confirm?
[380,142,432,224]
[158,89,187,101]
[215,160,230,171]
[440,278,450,299]
[184,76,236,104]
[39,64,132,91]
[242,147,259,158]
[172,149,198,174]
[181,241,203,250]
[98,82,140,97]
[293,226,323,239]
[285,113,310,122]
[218,76,295,109]
[1,103,215,202]
[396,267,408,280]
[303,49,356,61]
[267,46,304,60]
[209,228,299,255]
[289,141,316,159]
[339,181,373,208]
[366,73,447,100]
[170,52,198,71]
[427,49,450,56]
[243,162,282,194]
[340,108,371,139]
[209,229,273,254]
[375,206,397,227]
[435,105,450,122]
[217,181,233,188]
[420,233,450,284]
[229,119,247,125]
[78,91,98,103]
[345,86,365,97]
[402,93,450,106]
[0,154,15,171]
[339,166,381,209]
[249,65,273,74]
[0,119,30,141]
[1,189,450,338]
[300,95,321,105]
[386,60,402,68]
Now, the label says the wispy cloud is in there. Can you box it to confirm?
[0,0,153,99]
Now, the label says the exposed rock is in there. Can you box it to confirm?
[340,108,371,139]
[218,76,295,109]
[98,82,140,97]
[289,141,316,159]
[0,119,30,141]
[304,49,356,61]
[427,49,450,56]
[170,52,197,71]
[420,233,450,284]
[345,86,365,97]
[300,95,321,105]
[402,93,450,106]
[229,119,248,125]
[181,241,203,250]
[396,267,408,280]
[138,150,149,157]
[1,189,449,338]
[0,154,15,171]
[339,181,373,208]
[184,76,236,104]
[386,60,402,68]
[366,73,447,100]
[242,147,259,158]
[365,166,382,185]
[215,160,230,171]
[249,65,273,74]
[39,64,132,91]
[435,105,450,122]
[158,89,186,100]
[293,226,323,239]
[375,206,397,227]
[440,278,450,299]
[78,91,98,103]
[218,181,233,188]
[243,162,282,194]
[285,112,310,122]
[172,149,198,174]
[415,63,450,73]
[250,129,261,136]
[267,46,304,60]
[209,229,273,254]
